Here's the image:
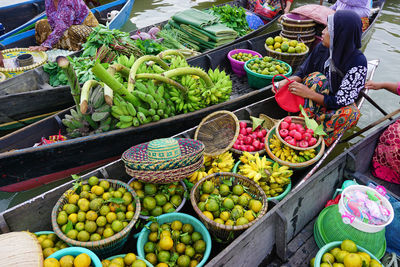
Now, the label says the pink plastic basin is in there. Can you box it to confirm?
[227,49,262,77]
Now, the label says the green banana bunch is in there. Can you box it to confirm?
[169,56,189,69]
[62,109,87,138]
[111,94,140,128]
[200,68,232,106]
[116,54,135,68]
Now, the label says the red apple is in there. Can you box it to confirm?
[279,129,289,138]
[261,137,265,144]
[306,128,314,135]
[256,131,264,139]
[261,129,267,136]
[284,136,293,142]
[280,121,289,130]
[252,140,260,149]
[289,129,297,137]
[309,137,317,146]
[288,139,297,146]
[248,145,255,152]
[302,133,312,141]
[239,121,247,128]
[289,123,297,131]
[293,131,302,141]
[284,117,292,124]
[299,140,309,148]
[240,128,247,135]
[245,136,252,145]
[246,127,253,134]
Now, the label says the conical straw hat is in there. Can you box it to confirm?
[0,232,43,267]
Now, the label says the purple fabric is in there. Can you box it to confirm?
[41,0,90,48]
[330,0,370,18]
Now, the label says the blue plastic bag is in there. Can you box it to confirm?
[245,12,264,30]
[386,197,400,254]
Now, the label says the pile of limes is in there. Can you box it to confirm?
[265,36,308,54]
[101,253,147,267]
[129,180,185,218]
[197,180,264,226]
[55,176,136,242]
[246,56,290,76]
[143,221,206,267]
[43,253,91,267]
[35,232,68,258]
[231,52,260,62]
[310,240,382,267]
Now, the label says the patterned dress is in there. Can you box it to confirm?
[35,0,98,50]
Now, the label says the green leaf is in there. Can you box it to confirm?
[65,219,73,234]
[250,116,265,131]
[107,198,125,204]
[314,124,327,136]
[299,105,320,133]
[222,179,232,187]
[71,174,81,181]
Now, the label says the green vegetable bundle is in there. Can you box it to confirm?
[209,4,252,37]
[91,50,232,129]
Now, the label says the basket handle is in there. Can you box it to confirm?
[272,74,292,91]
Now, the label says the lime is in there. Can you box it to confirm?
[265,37,274,46]
[193,240,206,253]
[77,230,90,242]
[170,195,182,207]
[43,258,61,267]
[85,221,97,233]
[86,210,98,221]
[341,240,357,253]
[124,253,136,265]
[144,241,156,253]
[131,180,143,190]
[180,234,192,245]
[116,211,125,221]
[106,212,117,223]
[90,233,101,241]
[64,204,78,215]
[185,246,195,257]
[205,199,219,212]
[145,253,157,265]
[122,193,133,206]
[202,181,214,194]
[75,222,85,232]
[176,242,186,254]
[289,40,298,47]
[113,191,123,199]
[57,214,68,225]
[68,194,80,205]
[281,42,289,52]
[191,232,202,243]
[151,206,163,217]
[144,184,158,195]
[111,220,124,232]
[89,198,103,211]
[149,222,159,232]
[99,205,110,216]
[99,180,110,191]
[77,198,90,212]
[182,223,194,234]
[198,202,206,211]
[219,184,230,196]
[96,216,107,227]
[41,239,54,249]
[236,217,249,226]
[163,202,175,213]
[288,47,296,53]
[88,176,99,186]
[157,251,170,263]
[103,228,114,238]
[232,185,244,196]
[274,36,282,43]
[96,227,104,236]
[222,198,234,210]
[200,194,209,202]
[171,220,183,231]
[43,247,56,258]
[177,255,191,267]
[322,252,335,264]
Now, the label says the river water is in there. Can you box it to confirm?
[1,0,400,211]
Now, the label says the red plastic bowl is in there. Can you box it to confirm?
[227,49,262,77]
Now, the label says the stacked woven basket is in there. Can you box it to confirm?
[280,13,316,47]
[122,138,205,184]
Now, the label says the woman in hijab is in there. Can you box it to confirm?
[275,10,368,146]
[29,0,98,52]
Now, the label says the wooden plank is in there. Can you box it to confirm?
[205,210,278,267]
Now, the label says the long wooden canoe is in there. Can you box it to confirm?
[0,0,286,130]
[0,57,379,194]
[0,73,396,267]
[0,0,135,47]
[0,1,384,191]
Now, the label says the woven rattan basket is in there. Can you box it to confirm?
[190,172,268,240]
[229,120,266,156]
[266,126,325,169]
[125,156,203,184]
[122,138,205,171]
[0,48,48,78]
[194,110,240,157]
[280,31,315,47]
[264,43,309,72]
[281,21,316,33]
[51,179,141,258]
[276,116,322,151]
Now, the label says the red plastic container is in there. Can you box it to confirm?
[227,49,262,77]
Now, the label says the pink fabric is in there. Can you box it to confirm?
[41,0,89,48]
[371,120,400,184]
[397,82,400,96]
[290,4,335,25]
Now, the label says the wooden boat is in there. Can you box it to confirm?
[0,82,396,267]
[0,0,45,42]
[0,57,379,194]
[0,0,135,48]
[0,0,284,130]
[0,0,384,191]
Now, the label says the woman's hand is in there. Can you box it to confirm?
[29,46,48,51]
[288,82,314,98]
[365,80,382,90]
[272,79,290,94]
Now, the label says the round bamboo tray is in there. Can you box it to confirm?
[194,110,240,157]
[276,116,322,151]
[190,172,268,240]
[281,21,316,33]
[0,231,43,267]
[0,48,48,78]
[280,31,315,46]
[265,126,325,169]
[51,179,141,258]
[264,43,309,72]
[229,120,266,156]
[125,156,203,184]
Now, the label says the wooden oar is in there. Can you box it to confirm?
[339,108,400,143]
